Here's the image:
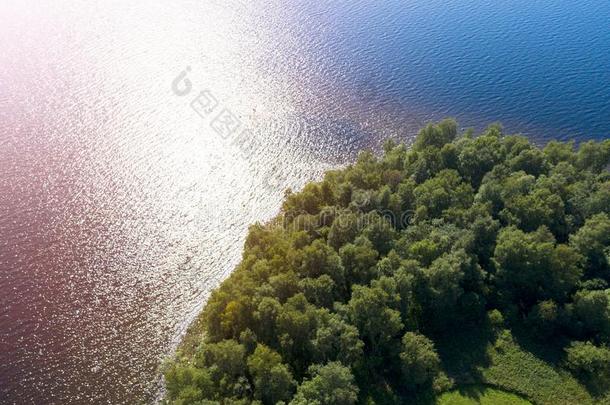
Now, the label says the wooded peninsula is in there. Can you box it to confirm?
[165,120,610,404]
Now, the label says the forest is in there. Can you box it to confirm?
[164,120,610,404]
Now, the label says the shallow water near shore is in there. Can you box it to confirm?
[0,0,609,403]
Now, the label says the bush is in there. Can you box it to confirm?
[565,341,610,389]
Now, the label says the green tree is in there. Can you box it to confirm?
[299,275,336,308]
[362,216,397,255]
[296,239,345,289]
[347,277,403,355]
[399,332,441,389]
[572,289,610,339]
[165,363,214,403]
[526,300,560,338]
[422,249,485,327]
[570,213,610,280]
[276,294,319,371]
[339,237,379,287]
[493,226,583,309]
[290,362,359,405]
[413,119,458,151]
[311,311,364,365]
[565,341,610,389]
[247,344,296,404]
[193,340,247,397]
[456,129,504,187]
[575,140,610,173]
[543,140,575,165]
[508,148,550,177]
[328,212,360,250]
[414,169,473,220]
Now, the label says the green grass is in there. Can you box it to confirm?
[435,326,600,405]
[480,330,595,405]
[437,385,530,404]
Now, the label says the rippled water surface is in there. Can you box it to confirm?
[0,0,609,403]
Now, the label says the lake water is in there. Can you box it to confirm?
[0,0,608,403]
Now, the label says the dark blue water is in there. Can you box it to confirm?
[288,0,610,143]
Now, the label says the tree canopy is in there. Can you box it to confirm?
[165,120,610,404]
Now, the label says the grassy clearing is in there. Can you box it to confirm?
[481,330,595,405]
[437,385,530,404]
[435,325,598,405]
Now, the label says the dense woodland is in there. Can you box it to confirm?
[165,121,610,404]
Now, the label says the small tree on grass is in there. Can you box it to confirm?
[565,341,610,390]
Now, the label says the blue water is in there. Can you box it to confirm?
[289,0,610,142]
